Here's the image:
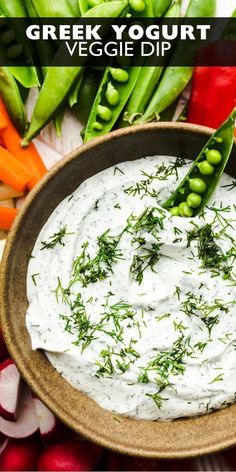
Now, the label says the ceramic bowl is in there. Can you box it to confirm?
[1,123,236,458]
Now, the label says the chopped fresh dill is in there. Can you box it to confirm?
[194,341,208,353]
[146,390,168,409]
[156,313,171,322]
[113,166,124,175]
[41,225,72,250]
[71,228,125,287]
[31,273,40,286]
[221,180,236,191]
[130,242,162,285]
[209,373,224,384]
[187,223,233,279]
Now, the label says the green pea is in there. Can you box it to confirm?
[169,206,179,216]
[6,44,23,59]
[105,82,120,106]
[189,178,207,194]
[92,122,103,130]
[97,105,112,122]
[198,160,214,175]
[110,68,129,83]
[206,149,222,165]
[186,193,202,209]
[0,30,15,45]
[178,202,193,217]
[129,0,146,12]
[87,0,103,7]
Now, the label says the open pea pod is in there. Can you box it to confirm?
[163,108,236,217]
[83,0,153,142]
[83,66,142,142]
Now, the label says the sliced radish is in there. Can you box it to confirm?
[0,386,38,438]
[33,398,66,445]
[0,437,43,471]
[0,358,22,421]
[37,440,102,471]
[0,330,8,362]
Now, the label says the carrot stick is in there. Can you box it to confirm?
[0,113,8,133]
[0,183,23,200]
[0,206,17,230]
[0,145,32,192]
[0,100,47,189]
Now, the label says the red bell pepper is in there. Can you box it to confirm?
[187,41,236,129]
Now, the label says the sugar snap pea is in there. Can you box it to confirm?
[73,69,99,125]
[83,65,142,142]
[163,108,236,217]
[139,0,216,123]
[120,0,181,125]
[0,0,39,88]
[0,67,26,134]
[22,0,128,146]
[29,0,78,17]
[153,0,172,17]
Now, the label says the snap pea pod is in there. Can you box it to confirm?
[0,67,26,134]
[0,0,39,88]
[73,69,99,125]
[153,0,172,17]
[83,0,154,141]
[22,0,128,146]
[139,0,216,123]
[79,0,153,15]
[83,66,142,142]
[163,108,236,217]
[24,0,56,80]
[120,0,181,125]
[185,0,216,17]
[29,0,78,17]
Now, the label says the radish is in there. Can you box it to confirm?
[0,437,43,471]
[0,386,38,438]
[33,398,67,445]
[0,331,8,362]
[37,440,102,471]
[0,359,21,421]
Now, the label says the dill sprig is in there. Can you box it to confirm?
[130,242,162,285]
[132,207,166,237]
[41,225,72,250]
[181,292,231,337]
[72,229,125,287]
[124,159,187,199]
[95,338,140,377]
[139,336,190,385]
[187,223,233,279]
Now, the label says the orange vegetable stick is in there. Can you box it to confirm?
[0,206,17,230]
[0,113,8,133]
[0,145,32,192]
[0,100,47,189]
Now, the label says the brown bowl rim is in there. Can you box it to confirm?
[1,122,236,459]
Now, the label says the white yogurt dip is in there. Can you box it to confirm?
[26,155,236,420]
